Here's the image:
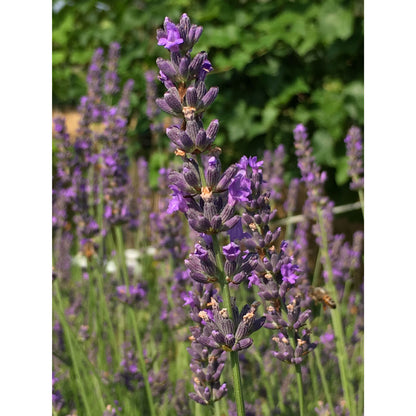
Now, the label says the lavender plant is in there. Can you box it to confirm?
[154,14,319,416]
[53,14,363,416]
[292,124,363,416]
[154,15,267,414]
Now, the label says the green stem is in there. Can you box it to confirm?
[281,301,305,416]
[230,350,245,416]
[317,208,356,416]
[286,324,305,416]
[87,262,96,332]
[196,154,207,188]
[195,403,203,416]
[54,284,95,416]
[314,347,336,415]
[129,307,157,416]
[357,189,364,218]
[114,225,156,416]
[114,226,130,289]
[308,352,319,404]
[311,248,322,288]
[214,401,221,416]
[277,387,286,414]
[275,201,362,227]
[358,337,364,416]
[251,348,275,412]
[97,165,105,260]
[341,276,353,308]
[295,364,305,416]
[286,210,294,240]
[212,234,245,416]
[92,260,120,365]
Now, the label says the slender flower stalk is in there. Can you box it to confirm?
[284,177,300,240]
[295,364,305,416]
[344,126,364,215]
[53,282,106,415]
[154,14,272,415]
[316,209,355,416]
[313,347,336,415]
[262,145,286,207]
[293,124,361,416]
[104,42,121,96]
[114,226,157,416]
[211,234,245,415]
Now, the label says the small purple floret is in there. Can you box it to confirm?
[281,263,299,285]
[158,18,184,52]
[222,242,241,261]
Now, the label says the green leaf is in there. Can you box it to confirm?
[262,103,280,130]
[52,13,75,45]
[69,50,94,65]
[335,156,350,185]
[275,77,310,106]
[312,129,337,166]
[344,81,364,122]
[203,24,240,48]
[53,51,66,65]
[228,48,253,71]
[318,4,354,44]
[227,100,263,143]
[311,86,346,135]
[296,25,319,56]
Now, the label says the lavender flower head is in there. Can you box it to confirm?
[344,126,364,191]
[155,14,245,238]
[104,42,121,95]
[262,145,286,204]
[293,124,328,219]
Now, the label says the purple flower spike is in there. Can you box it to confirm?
[158,18,184,52]
[345,126,364,191]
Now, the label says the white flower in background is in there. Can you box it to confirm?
[72,252,87,268]
[125,248,141,260]
[146,246,157,257]
[125,249,142,277]
[105,259,117,274]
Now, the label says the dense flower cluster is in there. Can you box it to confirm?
[185,281,228,405]
[262,145,285,205]
[153,17,330,415]
[53,42,135,250]
[155,15,274,407]
[293,124,364,289]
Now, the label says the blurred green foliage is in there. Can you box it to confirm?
[53,0,363,191]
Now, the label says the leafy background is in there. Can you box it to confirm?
[53,0,363,206]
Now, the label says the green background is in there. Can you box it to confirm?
[53,0,363,204]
